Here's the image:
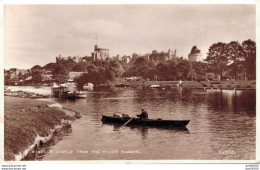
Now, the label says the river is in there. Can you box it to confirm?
[9,86,255,160]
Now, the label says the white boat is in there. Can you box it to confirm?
[150,85,160,88]
[83,83,94,90]
[76,91,87,98]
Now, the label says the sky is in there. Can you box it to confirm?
[4,4,256,69]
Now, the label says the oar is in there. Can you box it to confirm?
[124,118,134,126]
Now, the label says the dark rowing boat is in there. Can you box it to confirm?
[101,115,190,128]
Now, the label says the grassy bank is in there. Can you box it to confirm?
[4,96,74,161]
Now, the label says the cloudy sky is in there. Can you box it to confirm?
[4,5,255,69]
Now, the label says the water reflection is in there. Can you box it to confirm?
[19,87,255,160]
[102,122,190,140]
[206,90,256,115]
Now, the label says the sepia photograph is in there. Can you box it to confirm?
[2,3,257,163]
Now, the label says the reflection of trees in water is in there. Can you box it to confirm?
[134,88,162,100]
[232,90,255,115]
[179,89,207,105]
[133,88,206,102]
[206,90,228,111]
[90,88,125,99]
[206,90,255,115]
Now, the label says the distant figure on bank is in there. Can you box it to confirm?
[179,80,183,86]
[137,109,148,120]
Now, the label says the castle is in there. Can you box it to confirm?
[56,44,110,63]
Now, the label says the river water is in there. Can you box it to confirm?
[9,86,255,160]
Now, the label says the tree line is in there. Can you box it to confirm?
[205,39,255,80]
[4,39,255,86]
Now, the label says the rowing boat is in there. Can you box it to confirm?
[101,115,190,127]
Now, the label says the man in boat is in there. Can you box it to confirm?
[136,109,148,120]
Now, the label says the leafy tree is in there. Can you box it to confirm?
[52,63,69,83]
[226,41,244,80]
[86,64,98,73]
[205,42,228,80]
[145,67,157,80]
[167,60,178,80]
[43,63,57,71]
[192,62,207,80]
[152,50,158,54]
[72,62,88,72]
[64,59,77,71]
[17,72,24,80]
[126,57,151,77]
[32,70,42,83]
[74,73,88,89]
[10,68,17,72]
[177,59,192,80]
[108,60,125,78]
[4,72,11,85]
[31,65,42,71]
[156,63,168,80]
[242,39,256,80]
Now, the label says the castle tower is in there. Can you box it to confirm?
[188,46,202,62]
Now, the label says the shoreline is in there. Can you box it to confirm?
[114,80,256,90]
[4,96,81,161]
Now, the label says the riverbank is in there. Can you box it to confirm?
[4,86,51,99]
[4,96,81,161]
[115,80,256,90]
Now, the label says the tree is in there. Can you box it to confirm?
[52,63,69,83]
[43,63,57,71]
[64,59,77,71]
[192,62,207,80]
[152,50,158,54]
[108,60,125,78]
[242,39,256,80]
[125,57,155,79]
[32,70,42,83]
[31,65,42,71]
[167,60,178,80]
[4,71,11,85]
[156,63,168,80]
[17,72,24,80]
[226,41,244,80]
[74,73,88,89]
[177,59,192,80]
[205,42,228,81]
[72,62,88,72]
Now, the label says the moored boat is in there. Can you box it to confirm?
[76,91,87,98]
[101,115,190,128]
[83,83,94,90]
[150,85,160,88]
